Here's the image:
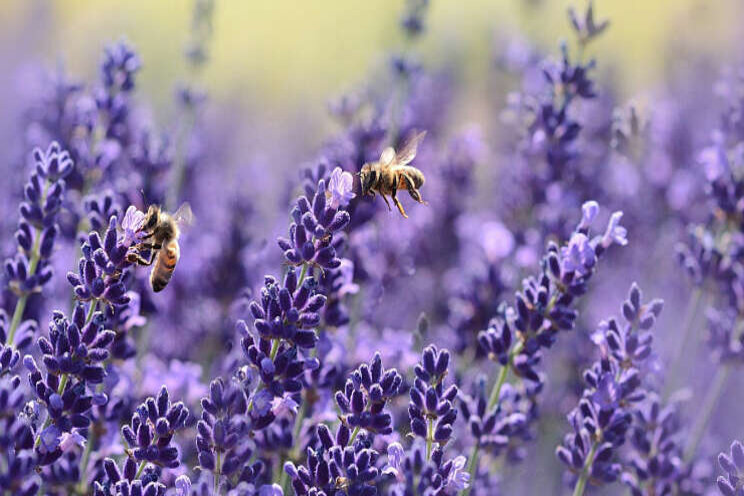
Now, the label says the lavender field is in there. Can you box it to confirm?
[2,1,744,494]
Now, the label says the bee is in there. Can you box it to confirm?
[359,130,427,218]
[127,203,193,292]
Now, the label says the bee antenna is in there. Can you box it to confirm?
[139,189,148,206]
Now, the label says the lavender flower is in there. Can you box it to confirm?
[621,395,689,495]
[238,320,318,426]
[385,443,469,495]
[568,1,610,46]
[3,2,743,494]
[408,346,458,454]
[283,423,381,496]
[335,352,402,437]
[84,190,121,234]
[278,178,350,271]
[556,284,663,494]
[248,271,324,349]
[93,456,165,496]
[327,167,355,210]
[24,305,112,426]
[196,377,264,491]
[717,440,744,496]
[120,386,189,470]
[466,201,627,493]
[96,40,141,144]
[66,215,133,307]
[0,375,37,494]
[400,0,429,38]
[4,142,73,347]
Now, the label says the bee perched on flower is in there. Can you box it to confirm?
[122,203,193,292]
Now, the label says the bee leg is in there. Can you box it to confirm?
[380,193,393,212]
[393,197,408,218]
[128,252,156,266]
[390,177,408,218]
[138,243,162,251]
[409,188,427,205]
[403,174,427,205]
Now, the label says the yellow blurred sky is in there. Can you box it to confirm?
[2,0,742,123]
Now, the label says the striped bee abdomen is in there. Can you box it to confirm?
[150,241,180,293]
[401,166,425,189]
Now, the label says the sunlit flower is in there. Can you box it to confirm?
[601,211,628,248]
[121,205,146,247]
[446,456,470,493]
[327,166,355,209]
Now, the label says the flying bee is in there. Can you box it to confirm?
[127,202,193,292]
[359,130,427,218]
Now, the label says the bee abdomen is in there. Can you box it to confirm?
[151,272,172,292]
[401,167,425,189]
[150,242,180,293]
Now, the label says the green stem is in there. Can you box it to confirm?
[76,410,97,493]
[214,451,222,494]
[464,444,479,492]
[8,180,50,346]
[684,363,732,461]
[572,441,598,496]
[487,363,510,410]
[297,263,309,288]
[34,373,69,448]
[426,417,433,461]
[134,432,162,480]
[349,426,361,445]
[135,460,147,480]
[247,339,280,412]
[7,228,42,346]
[663,288,703,398]
[7,293,30,347]
[269,338,280,360]
[86,300,98,323]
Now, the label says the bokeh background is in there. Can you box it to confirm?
[3,0,743,135]
[2,1,744,494]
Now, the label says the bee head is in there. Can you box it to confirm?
[143,205,161,231]
[359,164,374,196]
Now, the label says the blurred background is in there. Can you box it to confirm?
[2,0,743,135]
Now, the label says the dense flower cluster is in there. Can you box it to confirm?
[408,346,458,452]
[335,352,402,436]
[556,284,666,492]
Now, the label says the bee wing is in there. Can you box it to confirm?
[380,146,396,166]
[395,130,427,166]
[173,202,194,230]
